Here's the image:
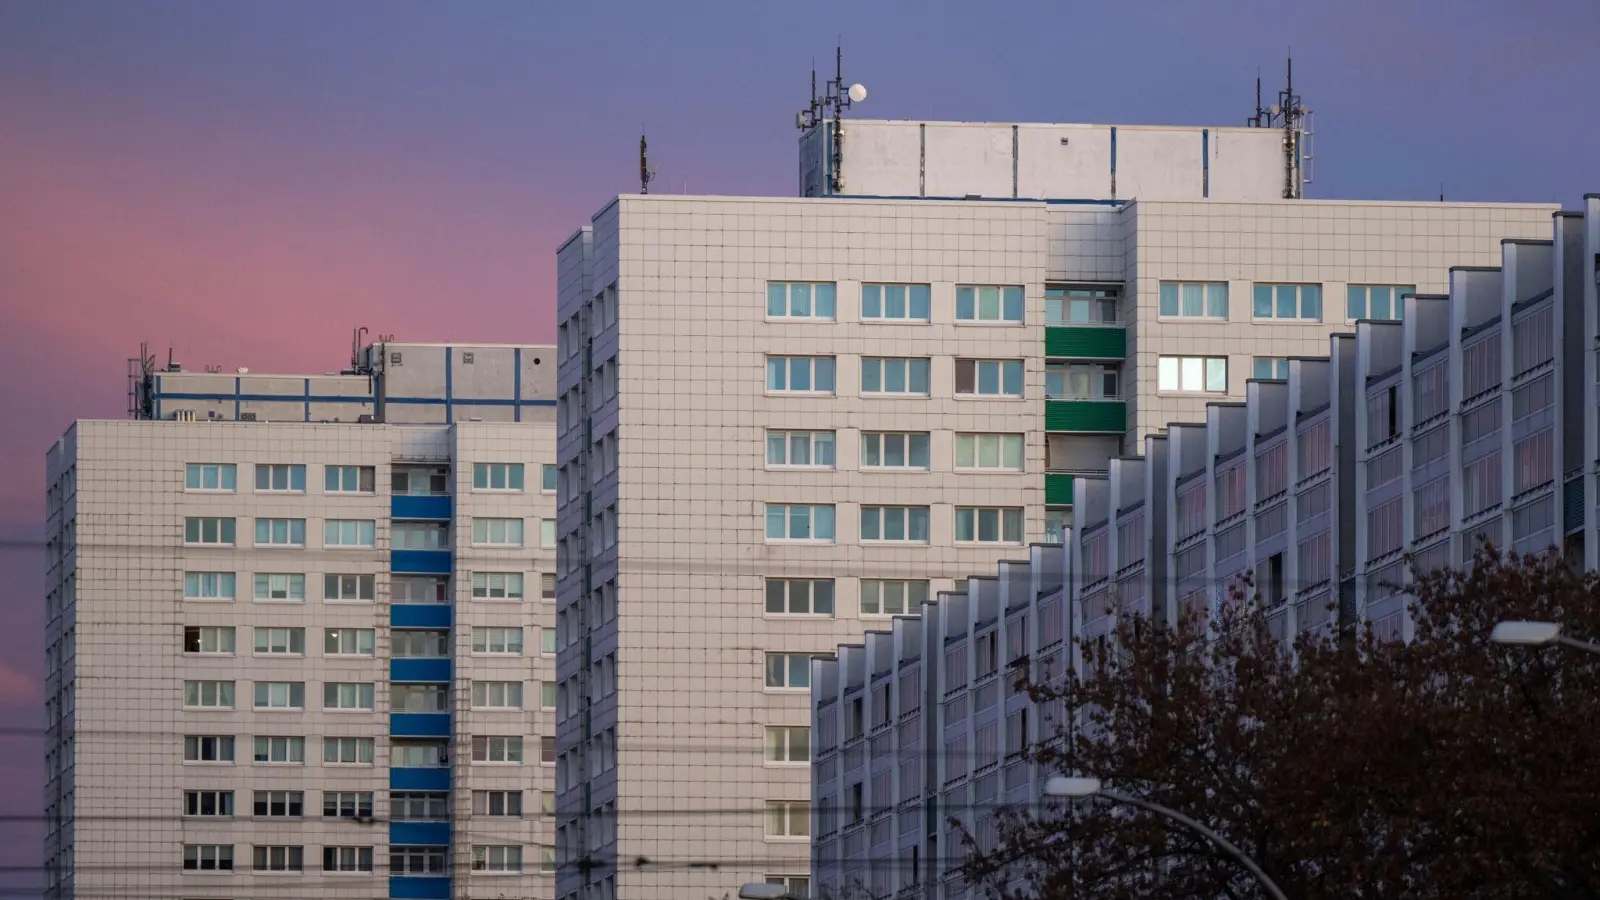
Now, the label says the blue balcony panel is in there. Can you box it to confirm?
[390,821,450,846]
[389,876,451,900]
[390,767,450,791]
[391,495,452,521]
[390,550,451,576]
[390,713,451,738]
[391,658,452,683]
[391,604,452,629]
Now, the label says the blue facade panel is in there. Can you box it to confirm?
[391,658,452,683]
[390,767,451,791]
[390,822,451,846]
[389,876,451,899]
[389,713,451,738]
[390,550,451,575]
[391,495,452,521]
[391,604,452,629]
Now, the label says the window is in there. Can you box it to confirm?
[184,571,236,600]
[541,736,556,763]
[473,681,524,709]
[765,578,834,616]
[765,504,836,541]
[254,464,306,493]
[541,464,557,492]
[956,285,1024,323]
[1157,356,1228,393]
[474,790,524,816]
[1045,508,1068,544]
[183,735,235,763]
[392,741,448,768]
[765,652,812,689]
[472,572,524,599]
[254,681,305,710]
[540,790,556,815]
[1514,428,1555,494]
[765,800,810,838]
[1252,357,1290,380]
[860,506,930,542]
[1464,452,1503,518]
[323,846,373,873]
[392,684,449,712]
[472,627,524,654]
[392,846,447,875]
[956,507,1024,543]
[324,519,375,548]
[183,844,233,871]
[253,573,305,601]
[184,626,235,655]
[955,434,1024,471]
[766,726,811,763]
[766,430,836,468]
[472,518,524,546]
[860,432,930,469]
[472,845,523,873]
[253,518,306,547]
[472,735,524,763]
[860,579,929,616]
[1347,284,1413,321]
[393,466,449,496]
[955,359,1024,397]
[541,519,556,548]
[324,465,375,493]
[767,281,837,319]
[1045,363,1119,400]
[541,573,557,599]
[541,627,556,654]
[1046,285,1119,324]
[390,792,448,821]
[253,736,305,763]
[253,790,304,818]
[184,517,236,546]
[765,876,812,899]
[473,463,525,491]
[252,845,303,873]
[323,682,374,711]
[184,680,234,710]
[185,790,234,817]
[541,680,557,709]
[861,283,931,321]
[324,573,375,602]
[766,356,837,394]
[323,737,374,765]
[861,357,931,395]
[324,628,375,656]
[324,792,374,819]
[1158,281,1228,319]
[392,630,450,658]
[185,463,236,491]
[1252,283,1322,321]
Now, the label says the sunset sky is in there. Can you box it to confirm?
[1,0,1596,889]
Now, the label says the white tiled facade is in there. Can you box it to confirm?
[43,344,560,900]
[553,149,1555,899]
[812,194,1600,900]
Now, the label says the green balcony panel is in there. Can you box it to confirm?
[1045,473,1075,506]
[1046,399,1126,433]
[1046,326,1126,360]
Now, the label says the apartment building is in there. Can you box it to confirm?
[810,194,1600,900]
[43,342,561,900]
[551,118,1557,900]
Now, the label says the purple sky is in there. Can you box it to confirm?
[1,0,1597,889]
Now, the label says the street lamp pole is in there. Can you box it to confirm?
[1491,620,1600,656]
[1044,776,1289,900]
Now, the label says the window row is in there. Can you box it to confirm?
[765,431,1025,472]
[184,572,555,603]
[181,679,557,711]
[765,505,1025,544]
[182,625,555,657]
[185,462,557,494]
[181,517,556,548]
[183,735,557,765]
[1158,281,1412,323]
[182,843,554,874]
[764,578,936,619]
[766,356,1026,398]
[767,281,1025,324]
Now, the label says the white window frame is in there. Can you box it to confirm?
[183,735,236,763]
[471,845,523,873]
[472,627,524,655]
[764,504,836,542]
[473,462,526,491]
[954,433,1025,472]
[541,464,558,492]
[252,790,304,818]
[253,626,305,656]
[860,357,932,396]
[324,519,376,548]
[764,578,835,616]
[183,844,234,872]
[253,681,305,711]
[764,652,811,690]
[183,680,234,710]
[1045,363,1120,400]
[253,573,305,602]
[253,518,306,548]
[185,463,237,492]
[955,284,1024,324]
[253,736,305,764]
[1157,281,1229,320]
[322,737,374,765]
[765,726,811,764]
[859,505,931,543]
[955,507,1025,544]
[323,464,375,494]
[1347,284,1414,322]
[323,791,375,819]
[860,432,930,470]
[323,573,375,602]
[253,464,306,493]
[472,571,525,600]
[184,789,235,817]
[184,517,236,546]
[955,358,1025,398]
[1157,356,1229,394]
[472,681,524,710]
[766,281,837,320]
[323,682,375,711]
[859,579,930,616]
[1252,282,1324,322]
[860,282,931,322]
[473,790,524,817]
[765,356,837,395]
[324,628,375,657]
[184,571,237,601]
[472,518,525,547]
[765,430,836,469]
[251,845,303,872]
[323,845,373,873]
[471,735,524,764]
[764,800,811,839]
[184,626,235,655]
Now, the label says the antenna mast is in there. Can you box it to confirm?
[796,44,865,196]
[639,132,657,195]
[1244,55,1312,199]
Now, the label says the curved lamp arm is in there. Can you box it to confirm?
[1098,789,1289,900]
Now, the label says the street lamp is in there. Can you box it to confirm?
[1044,776,1289,900]
[1491,620,1600,655]
[738,884,793,900]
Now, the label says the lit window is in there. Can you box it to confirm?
[766,430,836,468]
[1157,356,1228,393]
[861,283,931,321]
[861,358,931,395]
[859,579,929,616]
[185,463,236,491]
[766,356,837,394]
[183,626,235,655]
[1347,285,1413,321]
[765,578,835,616]
[860,506,930,543]
[767,282,837,320]
[473,463,525,491]
[1158,281,1228,318]
[955,359,1024,397]
[954,434,1024,471]
[253,464,306,493]
[765,504,836,541]
[1252,283,1323,321]
[860,432,930,470]
[955,507,1024,543]
[956,285,1024,323]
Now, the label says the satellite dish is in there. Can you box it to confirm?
[1271,104,1281,115]
[848,83,867,103]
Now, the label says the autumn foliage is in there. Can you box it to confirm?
[960,546,1600,899]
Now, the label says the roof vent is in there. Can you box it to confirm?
[239,412,258,422]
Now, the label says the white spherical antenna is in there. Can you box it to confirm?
[848,83,867,103]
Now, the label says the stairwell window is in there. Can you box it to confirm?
[767,281,837,320]
[861,283,931,322]
[766,356,837,394]
[955,359,1024,398]
[1252,283,1323,321]
[1158,281,1228,319]
[956,507,1024,544]
[765,504,836,542]
[1157,356,1228,393]
[185,463,236,492]
[956,285,1024,323]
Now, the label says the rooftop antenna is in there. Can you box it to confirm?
[639,131,657,195]
[796,43,866,195]
[1245,54,1312,199]
[349,326,370,374]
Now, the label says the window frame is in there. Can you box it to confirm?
[323,519,376,549]
[765,726,812,764]
[184,517,237,547]
[764,800,811,839]
[765,430,837,470]
[765,355,838,395]
[323,628,376,657]
[859,579,930,616]
[322,736,375,765]
[471,571,525,600]
[473,462,526,492]
[1252,357,1291,380]
[322,682,375,712]
[859,432,931,471]
[1347,284,1414,322]
[766,281,838,321]
[1157,281,1229,320]
[955,284,1025,324]
[859,505,931,543]
[954,506,1026,544]
[954,433,1025,472]
[323,465,375,494]
[323,573,375,602]
[954,358,1025,399]
[1252,282,1324,322]
[253,518,307,548]
[1157,355,1229,394]
[183,571,237,601]
[472,517,525,547]
[764,652,812,690]
[764,504,836,542]
[471,627,525,655]
[253,464,306,494]
[764,578,836,617]
[252,626,305,656]
[252,573,306,602]
[253,735,306,764]
[185,463,237,492]
[860,357,932,397]
[253,681,306,711]
[860,283,931,322]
